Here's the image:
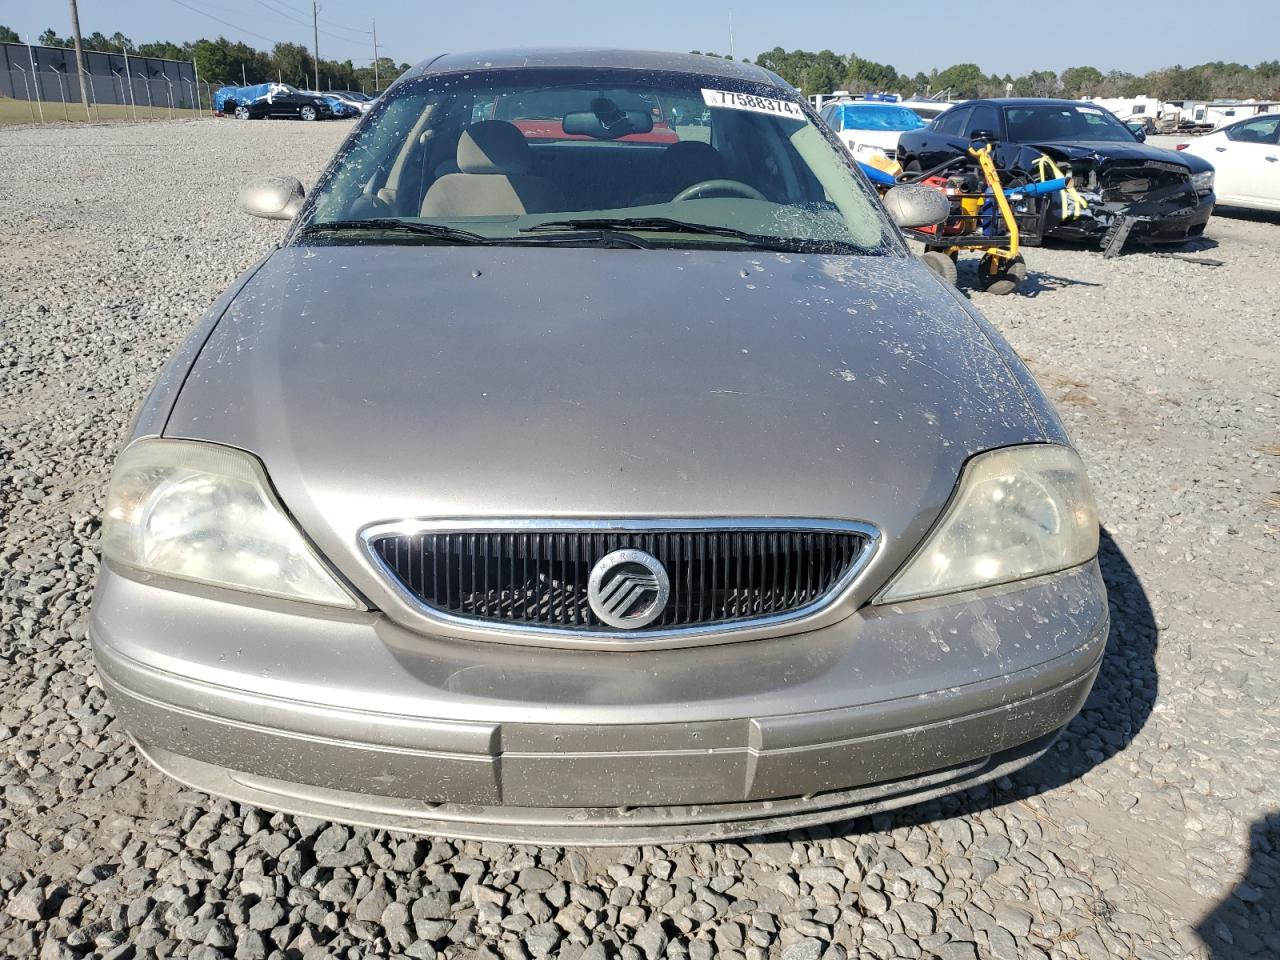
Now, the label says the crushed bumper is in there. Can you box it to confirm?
[1048,191,1214,245]
[92,562,1107,844]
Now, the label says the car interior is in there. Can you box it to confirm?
[338,89,832,221]
[1004,106,1132,143]
[1226,116,1280,143]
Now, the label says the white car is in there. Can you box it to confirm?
[818,100,927,164]
[1178,114,1280,211]
[901,99,960,124]
[327,89,375,114]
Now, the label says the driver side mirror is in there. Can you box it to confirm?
[237,176,305,220]
[883,184,950,229]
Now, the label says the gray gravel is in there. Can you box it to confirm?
[2,119,1277,959]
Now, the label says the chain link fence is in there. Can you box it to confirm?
[2,66,223,123]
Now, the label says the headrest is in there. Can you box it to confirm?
[657,141,726,188]
[457,120,532,175]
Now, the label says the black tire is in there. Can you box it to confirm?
[920,250,959,287]
[979,254,1027,295]
[299,105,318,121]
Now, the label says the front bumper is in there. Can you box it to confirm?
[92,562,1107,844]
[1048,191,1214,245]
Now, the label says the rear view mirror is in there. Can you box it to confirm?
[237,176,305,220]
[562,109,654,140]
[883,184,950,229]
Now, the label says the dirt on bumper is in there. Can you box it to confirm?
[91,561,1108,843]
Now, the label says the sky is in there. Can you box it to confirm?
[3,0,1277,77]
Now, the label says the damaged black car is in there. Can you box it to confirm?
[897,98,1215,251]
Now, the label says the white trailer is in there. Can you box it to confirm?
[1083,95,1166,122]
[1203,101,1280,127]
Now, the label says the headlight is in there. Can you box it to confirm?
[877,444,1098,604]
[1192,170,1214,193]
[101,439,359,608]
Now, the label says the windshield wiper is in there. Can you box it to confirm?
[300,219,496,244]
[300,218,653,249]
[521,217,869,253]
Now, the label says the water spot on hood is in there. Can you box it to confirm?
[972,618,1001,655]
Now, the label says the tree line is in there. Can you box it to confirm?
[2,25,406,93]
[702,48,1280,101]
[7,25,1279,102]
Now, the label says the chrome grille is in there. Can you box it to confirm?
[366,522,874,634]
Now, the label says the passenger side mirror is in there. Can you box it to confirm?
[237,176,305,220]
[1133,126,1147,142]
[883,184,951,229]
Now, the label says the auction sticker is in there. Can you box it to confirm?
[702,88,808,121]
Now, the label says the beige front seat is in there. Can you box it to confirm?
[420,120,565,217]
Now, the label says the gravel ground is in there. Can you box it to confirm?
[1,119,1277,960]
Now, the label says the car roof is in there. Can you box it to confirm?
[405,48,782,85]
[829,100,907,108]
[962,98,1098,108]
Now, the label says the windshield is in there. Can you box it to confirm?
[302,68,895,254]
[839,105,926,132]
[1004,103,1136,143]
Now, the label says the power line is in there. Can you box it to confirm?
[246,0,370,37]
[313,24,372,47]
[248,0,373,50]
[320,18,370,37]
[248,0,312,30]
[169,0,394,66]
[253,0,309,14]
[167,0,284,46]
[315,10,372,39]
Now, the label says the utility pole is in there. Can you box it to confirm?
[371,18,379,92]
[728,10,734,60]
[311,1,320,91]
[67,0,90,116]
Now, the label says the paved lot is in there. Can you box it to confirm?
[1,120,1277,960]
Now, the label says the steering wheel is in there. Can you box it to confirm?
[674,179,767,202]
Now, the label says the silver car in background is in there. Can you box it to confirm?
[91,50,1106,844]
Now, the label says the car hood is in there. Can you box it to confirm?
[167,245,1052,610]
[1028,139,1213,172]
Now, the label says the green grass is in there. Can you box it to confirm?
[0,97,206,125]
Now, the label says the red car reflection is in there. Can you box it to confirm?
[512,118,679,144]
